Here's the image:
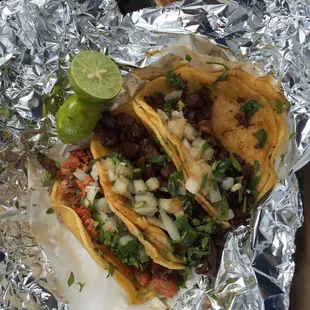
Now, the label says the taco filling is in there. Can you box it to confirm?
[141,72,261,226]
[94,112,222,277]
[58,149,183,298]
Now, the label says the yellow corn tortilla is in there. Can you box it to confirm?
[50,181,156,305]
[134,66,287,216]
[90,135,185,269]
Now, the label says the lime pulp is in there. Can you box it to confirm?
[68,51,122,104]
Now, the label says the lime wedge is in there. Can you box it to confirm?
[68,51,122,104]
[56,95,101,144]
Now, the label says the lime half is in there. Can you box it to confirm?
[56,95,101,144]
[68,51,122,104]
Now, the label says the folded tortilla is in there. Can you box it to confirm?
[133,67,287,218]
[50,181,157,305]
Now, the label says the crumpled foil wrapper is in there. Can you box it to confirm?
[0,0,308,309]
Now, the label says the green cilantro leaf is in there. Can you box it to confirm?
[77,282,85,292]
[276,102,286,114]
[185,54,192,62]
[32,203,37,207]
[240,100,260,116]
[41,172,52,187]
[168,171,184,197]
[215,71,229,82]
[115,240,142,267]
[46,207,55,214]
[107,263,117,278]
[201,173,208,189]
[67,272,75,287]
[254,129,268,149]
[165,72,187,90]
[148,154,169,163]
[289,132,297,139]
[201,142,209,152]
[229,152,242,172]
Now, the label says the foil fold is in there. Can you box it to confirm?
[0,0,308,309]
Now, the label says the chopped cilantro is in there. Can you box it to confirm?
[216,197,229,223]
[206,61,229,70]
[46,207,54,214]
[201,173,208,189]
[187,249,210,263]
[67,272,75,287]
[196,222,213,234]
[281,153,285,159]
[201,236,210,250]
[185,54,192,62]
[107,263,117,278]
[240,100,260,116]
[214,159,231,179]
[98,230,117,248]
[289,132,297,139]
[115,239,142,267]
[163,99,177,119]
[250,160,261,190]
[104,152,130,165]
[201,142,209,152]
[89,157,101,168]
[148,154,169,163]
[41,172,52,187]
[77,282,85,292]
[215,71,229,83]
[168,171,183,197]
[164,282,173,287]
[55,162,61,170]
[32,203,37,207]
[226,278,234,285]
[254,129,268,149]
[165,72,187,90]
[229,152,242,172]
[276,102,286,114]
[75,189,82,194]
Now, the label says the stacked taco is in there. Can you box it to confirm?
[50,65,286,305]
[51,102,221,304]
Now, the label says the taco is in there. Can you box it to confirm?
[133,67,287,224]
[92,103,222,280]
[51,149,181,304]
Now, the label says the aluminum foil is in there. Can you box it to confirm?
[0,0,308,309]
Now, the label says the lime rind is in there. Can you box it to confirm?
[68,51,122,104]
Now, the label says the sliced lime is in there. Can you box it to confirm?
[68,51,122,104]
[56,95,101,144]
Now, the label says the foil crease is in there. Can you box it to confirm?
[0,0,308,309]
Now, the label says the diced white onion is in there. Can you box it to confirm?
[86,186,98,204]
[139,248,149,262]
[168,118,187,139]
[135,192,158,209]
[116,162,133,177]
[145,177,160,192]
[128,180,135,194]
[146,216,165,230]
[158,199,171,211]
[83,198,90,207]
[227,208,235,220]
[171,110,184,120]
[164,90,183,101]
[157,109,169,123]
[208,188,222,203]
[192,137,207,148]
[112,178,128,195]
[185,177,201,194]
[179,185,186,195]
[202,147,215,161]
[182,139,192,150]
[159,198,182,214]
[101,212,117,232]
[118,235,135,246]
[189,162,204,179]
[133,179,147,194]
[159,210,180,241]
[184,124,197,142]
[108,169,117,181]
[134,206,158,216]
[221,177,234,190]
[101,158,115,170]
[189,145,202,160]
[90,163,99,181]
[73,170,88,181]
[96,197,112,214]
[231,183,242,192]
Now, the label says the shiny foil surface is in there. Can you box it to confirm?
[0,0,308,309]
